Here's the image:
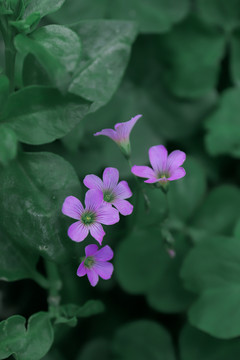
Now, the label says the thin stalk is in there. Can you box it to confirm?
[45,260,62,316]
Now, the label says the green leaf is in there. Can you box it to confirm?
[113,320,176,360]
[146,235,194,313]
[1,86,90,145]
[23,0,65,20]
[181,236,240,338]
[192,185,240,235]
[110,0,189,33]
[205,88,240,157]
[115,228,164,294]
[180,324,240,360]
[0,124,18,165]
[196,0,240,32]
[0,75,9,112]
[0,152,81,262]
[230,30,240,86]
[168,157,207,222]
[158,15,226,98]
[15,25,81,91]
[0,312,54,360]
[69,20,138,112]
[55,300,104,326]
[0,229,39,282]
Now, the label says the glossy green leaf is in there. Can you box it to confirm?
[192,185,240,235]
[147,235,194,313]
[0,229,39,282]
[69,20,138,112]
[196,0,240,32]
[158,15,226,98]
[23,0,65,20]
[180,324,240,360]
[1,86,90,145]
[181,236,240,338]
[115,228,164,294]
[15,25,81,91]
[0,124,18,165]
[205,88,240,157]
[113,320,176,360]
[168,157,207,222]
[0,312,54,360]
[0,152,81,262]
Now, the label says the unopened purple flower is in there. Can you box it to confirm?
[77,244,114,286]
[94,114,142,157]
[83,167,133,216]
[62,189,119,245]
[131,145,186,184]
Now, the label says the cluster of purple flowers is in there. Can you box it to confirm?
[62,115,186,286]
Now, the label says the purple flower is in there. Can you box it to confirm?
[62,189,119,245]
[131,145,186,183]
[94,114,142,157]
[83,167,133,216]
[77,244,114,287]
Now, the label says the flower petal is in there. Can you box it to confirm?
[62,196,83,220]
[97,204,120,225]
[114,114,142,142]
[94,245,114,261]
[168,167,186,181]
[113,199,133,216]
[89,223,105,245]
[86,268,99,286]
[94,129,118,142]
[149,145,168,173]
[167,150,186,172]
[103,167,119,189]
[94,261,114,280]
[68,221,89,242]
[85,244,99,257]
[131,165,155,179]
[144,178,159,183]
[77,262,87,277]
[85,189,103,211]
[114,180,132,199]
[83,174,103,191]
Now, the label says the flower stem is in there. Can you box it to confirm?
[45,260,62,316]
[31,271,49,289]
[127,158,150,211]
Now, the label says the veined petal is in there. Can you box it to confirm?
[94,245,114,261]
[114,180,132,199]
[89,223,105,245]
[167,150,186,172]
[97,203,120,225]
[85,244,99,257]
[77,262,87,277]
[94,129,118,142]
[168,167,186,181]
[68,221,89,242]
[62,196,83,220]
[85,189,103,211]
[94,261,114,280]
[131,165,155,179]
[103,167,119,189]
[113,199,133,216]
[83,174,103,191]
[114,114,142,142]
[86,268,99,287]
[149,145,168,173]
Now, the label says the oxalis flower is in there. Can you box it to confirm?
[83,167,133,216]
[62,189,119,244]
[77,244,114,287]
[94,114,142,157]
[131,145,186,184]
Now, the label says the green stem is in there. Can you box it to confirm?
[45,260,62,315]
[127,158,150,211]
[32,271,49,289]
